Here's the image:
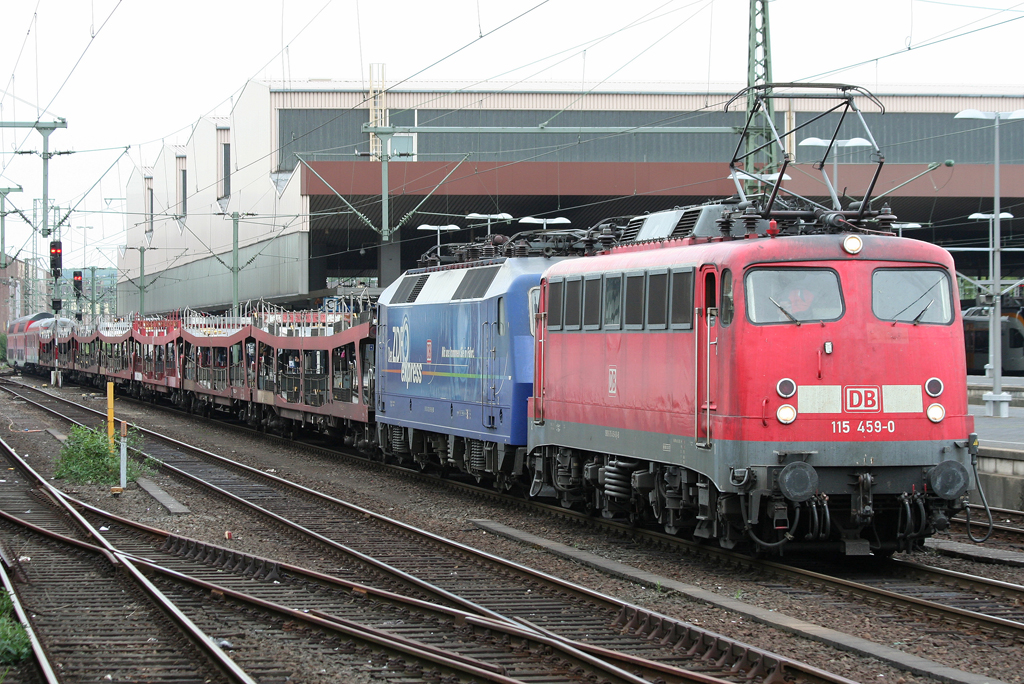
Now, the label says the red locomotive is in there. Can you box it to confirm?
[528,228,974,555]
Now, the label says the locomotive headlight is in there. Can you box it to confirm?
[777,404,797,424]
[926,403,946,423]
[842,234,863,255]
[925,377,944,397]
[776,378,796,398]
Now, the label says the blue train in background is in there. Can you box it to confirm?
[375,228,616,488]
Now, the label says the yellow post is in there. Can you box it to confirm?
[107,382,115,453]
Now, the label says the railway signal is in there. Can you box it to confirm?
[73,271,83,297]
[49,241,62,278]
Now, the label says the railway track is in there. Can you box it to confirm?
[0,378,858,684]
[948,504,1024,549]
[0,451,255,683]
[0,436,712,684]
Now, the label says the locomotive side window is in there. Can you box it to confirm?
[625,274,645,329]
[497,296,507,335]
[745,268,844,324]
[872,269,952,325]
[720,269,734,326]
[583,276,602,329]
[647,271,668,329]
[564,278,583,330]
[604,275,622,329]
[548,280,563,331]
[670,269,694,329]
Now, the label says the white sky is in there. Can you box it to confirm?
[1,0,1021,269]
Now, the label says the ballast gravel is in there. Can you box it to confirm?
[0,379,1018,684]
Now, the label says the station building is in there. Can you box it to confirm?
[120,79,1024,314]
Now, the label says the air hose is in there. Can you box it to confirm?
[965,432,994,543]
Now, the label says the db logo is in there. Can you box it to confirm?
[426,339,432,364]
[845,386,881,412]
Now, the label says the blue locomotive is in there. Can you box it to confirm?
[375,251,561,488]
[374,222,616,485]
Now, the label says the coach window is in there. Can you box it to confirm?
[872,268,952,325]
[647,270,668,330]
[547,280,564,331]
[564,277,583,330]
[720,269,734,326]
[1011,328,1024,349]
[624,273,645,329]
[604,275,622,329]
[670,268,694,330]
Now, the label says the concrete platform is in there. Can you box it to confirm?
[967,375,1024,409]
[135,478,190,515]
[925,538,1024,567]
[471,519,1010,684]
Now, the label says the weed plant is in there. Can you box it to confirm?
[53,424,150,485]
[0,590,30,664]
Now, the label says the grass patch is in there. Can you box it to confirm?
[53,424,150,486]
[0,589,30,664]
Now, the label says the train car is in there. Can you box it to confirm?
[963,304,1024,375]
[6,312,56,371]
[375,254,556,485]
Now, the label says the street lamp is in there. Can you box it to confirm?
[969,211,1015,384]
[466,212,512,236]
[417,224,459,247]
[892,223,922,238]
[519,216,570,229]
[798,137,872,209]
[955,108,1024,417]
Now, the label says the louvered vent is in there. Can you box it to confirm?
[671,209,701,238]
[392,276,418,303]
[621,216,645,242]
[452,266,500,300]
[406,274,430,302]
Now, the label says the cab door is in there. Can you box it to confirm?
[696,267,718,448]
[481,297,499,429]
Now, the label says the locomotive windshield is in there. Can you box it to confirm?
[872,268,953,324]
[745,268,844,324]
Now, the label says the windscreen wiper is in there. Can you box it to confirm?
[769,297,800,325]
[911,299,934,325]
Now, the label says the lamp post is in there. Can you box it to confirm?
[955,108,1024,417]
[417,224,459,248]
[466,212,512,236]
[518,216,571,229]
[798,137,872,209]
[968,211,1014,382]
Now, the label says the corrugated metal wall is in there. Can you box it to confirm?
[279,104,1022,168]
[117,232,308,314]
[794,112,1024,165]
[277,109,368,171]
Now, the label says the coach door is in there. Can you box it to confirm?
[696,266,718,448]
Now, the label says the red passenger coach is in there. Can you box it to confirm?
[528,231,975,556]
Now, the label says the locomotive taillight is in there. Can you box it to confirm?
[842,234,863,254]
[925,377,944,397]
[777,404,797,424]
[776,378,796,398]
[926,403,946,423]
